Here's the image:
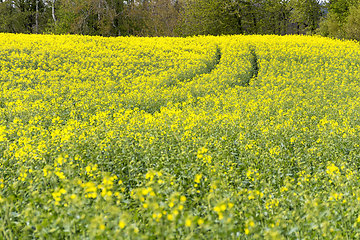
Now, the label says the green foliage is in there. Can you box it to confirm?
[0,0,327,37]
[318,1,360,40]
[0,0,50,33]
[289,0,323,34]
[179,0,238,36]
[344,5,360,41]
[317,12,343,38]
[328,0,360,23]
[180,0,295,36]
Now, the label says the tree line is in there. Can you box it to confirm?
[0,0,359,40]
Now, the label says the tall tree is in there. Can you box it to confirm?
[49,0,126,36]
[289,0,323,34]
[0,0,49,33]
[344,4,360,40]
[180,0,294,36]
[328,0,359,22]
[261,0,291,35]
[124,0,183,36]
[318,0,360,39]
[225,0,262,34]
[180,0,242,36]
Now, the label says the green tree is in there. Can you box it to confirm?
[180,0,240,36]
[344,5,360,40]
[0,0,50,33]
[318,0,360,40]
[0,0,17,33]
[124,0,183,37]
[47,0,126,36]
[180,0,296,36]
[260,0,291,35]
[225,0,262,34]
[328,0,359,23]
[289,0,323,34]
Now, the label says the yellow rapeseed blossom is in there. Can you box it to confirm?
[1,33,360,238]
[119,221,126,229]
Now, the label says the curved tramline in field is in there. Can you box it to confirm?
[1,33,360,239]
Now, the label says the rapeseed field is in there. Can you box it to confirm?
[1,33,360,239]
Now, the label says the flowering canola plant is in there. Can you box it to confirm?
[1,33,360,239]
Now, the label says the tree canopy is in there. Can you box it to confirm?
[0,0,358,40]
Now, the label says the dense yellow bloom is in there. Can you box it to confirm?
[326,163,340,176]
[1,33,360,239]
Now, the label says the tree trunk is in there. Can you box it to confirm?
[52,0,57,24]
[36,0,38,33]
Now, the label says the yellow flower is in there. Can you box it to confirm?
[119,221,126,229]
[194,174,202,183]
[220,204,227,211]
